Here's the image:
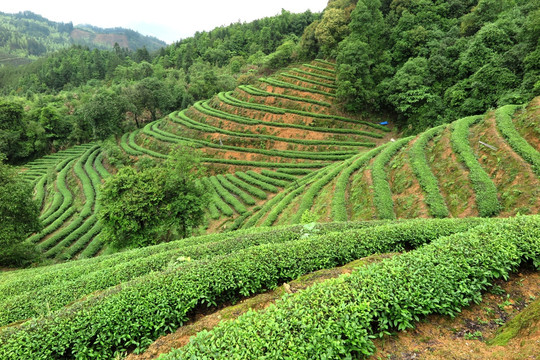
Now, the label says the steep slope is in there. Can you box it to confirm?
[19,143,112,261]
[16,60,393,261]
[121,59,393,231]
[241,98,540,228]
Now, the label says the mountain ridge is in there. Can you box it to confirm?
[0,10,166,65]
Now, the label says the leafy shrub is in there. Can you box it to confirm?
[409,125,449,218]
[0,217,489,359]
[450,116,500,217]
[163,216,539,359]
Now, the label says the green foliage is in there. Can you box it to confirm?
[225,174,267,200]
[313,3,356,57]
[450,116,500,217]
[0,155,41,266]
[99,146,209,248]
[262,38,297,70]
[409,125,450,218]
[0,220,425,330]
[73,90,127,140]
[336,0,540,132]
[246,170,289,188]
[495,105,540,176]
[209,176,247,214]
[163,215,540,359]
[216,174,256,205]
[0,100,27,162]
[292,162,346,223]
[235,171,278,193]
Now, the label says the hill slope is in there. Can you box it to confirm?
[17,64,540,263]
[238,97,540,228]
[0,11,165,65]
[5,66,540,360]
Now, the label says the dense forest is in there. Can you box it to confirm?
[334,0,540,132]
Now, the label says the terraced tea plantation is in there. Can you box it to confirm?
[0,216,538,359]
[15,61,540,261]
[4,59,539,359]
[19,143,111,261]
[235,99,540,228]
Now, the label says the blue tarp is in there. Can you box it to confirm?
[379,121,388,125]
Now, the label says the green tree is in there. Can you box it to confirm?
[0,155,41,266]
[336,0,391,111]
[74,90,126,140]
[262,38,297,70]
[39,105,71,148]
[381,56,442,130]
[99,146,209,249]
[0,100,25,163]
[315,7,351,57]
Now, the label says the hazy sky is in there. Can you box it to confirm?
[1,1,329,44]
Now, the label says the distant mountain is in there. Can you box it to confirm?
[0,11,166,65]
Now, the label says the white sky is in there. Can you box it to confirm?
[1,1,329,44]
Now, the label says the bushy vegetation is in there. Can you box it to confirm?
[335,0,540,132]
[495,105,540,176]
[163,215,539,359]
[99,146,209,248]
[451,116,500,217]
[0,217,492,358]
[0,156,41,266]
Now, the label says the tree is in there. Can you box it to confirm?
[0,155,41,266]
[262,38,297,70]
[314,7,351,57]
[381,56,442,130]
[161,146,209,239]
[74,90,126,140]
[336,0,391,112]
[99,146,209,249]
[0,100,25,163]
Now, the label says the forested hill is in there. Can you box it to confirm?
[0,11,166,65]
[332,0,540,133]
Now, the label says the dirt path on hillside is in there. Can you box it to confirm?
[388,138,430,219]
[428,128,477,218]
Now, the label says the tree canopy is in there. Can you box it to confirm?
[99,146,209,249]
[336,0,540,133]
[0,155,41,266]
